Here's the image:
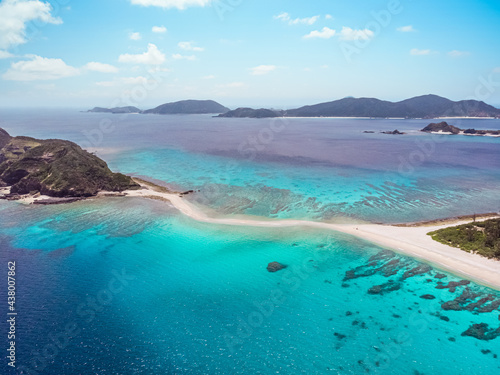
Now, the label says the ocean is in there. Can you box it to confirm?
[1,109,499,374]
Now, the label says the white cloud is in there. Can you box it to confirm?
[448,50,470,58]
[397,25,416,32]
[339,27,374,41]
[84,62,119,73]
[152,25,167,33]
[250,65,276,76]
[494,67,500,73]
[118,43,166,65]
[274,12,319,25]
[172,53,196,60]
[203,75,215,79]
[130,0,213,10]
[2,55,80,81]
[129,32,142,41]
[325,14,333,20]
[303,27,336,39]
[178,41,204,52]
[410,48,432,55]
[0,50,14,59]
[0,0,62,49]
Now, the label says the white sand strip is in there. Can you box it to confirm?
[124,186,500,291]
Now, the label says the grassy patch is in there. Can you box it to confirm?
[428,219,500,260]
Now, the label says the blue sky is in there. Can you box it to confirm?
[0,0,499,109]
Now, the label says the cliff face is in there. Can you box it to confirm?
[0,128,139,197]
[0,128,11,149]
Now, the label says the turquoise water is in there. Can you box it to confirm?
[1,110,500,374]
[1,198,500,374]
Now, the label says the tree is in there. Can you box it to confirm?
[465,226,477,242]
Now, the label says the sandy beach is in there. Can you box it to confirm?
[122,182,500,291]
[7,180,500,290]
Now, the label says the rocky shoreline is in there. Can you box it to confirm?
[421,121,500,137]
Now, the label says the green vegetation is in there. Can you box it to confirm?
[428,219,500,260]
[0,128,140,197]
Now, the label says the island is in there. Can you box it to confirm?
[142,100,229,115]
[421,121,500,136]
[217,107,284,118]
[217,94,500,118]
[87,106,141,114]
[0,128,139,200]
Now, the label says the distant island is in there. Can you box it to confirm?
[217,108,283,118]
[86,95,500,119]
[421,121,500,136]
[142,100,229,115]
[87,106,141,114]
[87,100,229,115]
[218,94,500,119]
[0,128,139,200]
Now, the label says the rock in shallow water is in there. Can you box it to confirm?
[461,323,500,341]
[267,262,287,273]
[368,281,401,295]
[420,294,436,300]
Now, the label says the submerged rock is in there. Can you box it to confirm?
[461,323,500,341]
[420,294,436,300]
[267,262,287,273]
[435,280,470,292]
[402,264,432,279]
[368,281,401,295]
[441,288,500,313]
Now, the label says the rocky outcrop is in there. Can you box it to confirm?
[0,128,139,197]
[381,129,405,135]
[421,122,461,134]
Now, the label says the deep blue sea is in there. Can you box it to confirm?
[1,109,500,374]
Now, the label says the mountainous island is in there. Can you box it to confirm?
[142,99,229,114]
[421,122,500,136]
[0,128,139,199]
[87,100,230,115]
[218,95,500,119]
[86,95,500,119]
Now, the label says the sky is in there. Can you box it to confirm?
[0,0,499,109]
